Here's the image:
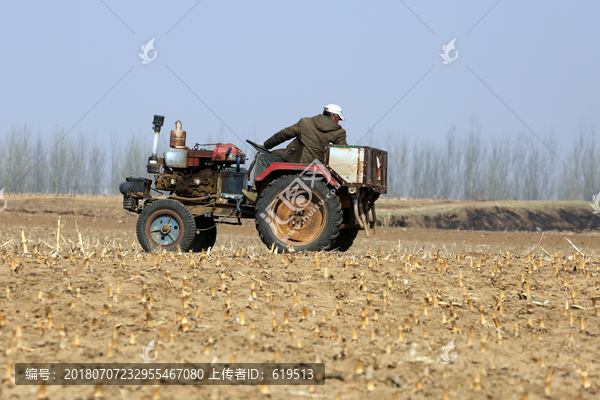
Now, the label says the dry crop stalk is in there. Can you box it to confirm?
[545,369,552,396]
[582,369,591,389]
[93,383,104,399]
[21,228,28,254]
[450,318,461,334]
[569,312,574,327]
[467,329,473,347]
[479,308,487,325]
[397,327,404,342]
[492,313,502,330]
[480,334,487,352]
[56,215,61,254]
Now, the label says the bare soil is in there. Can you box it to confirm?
[1,194,599,399]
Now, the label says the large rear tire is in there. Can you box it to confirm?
[137,199,196,252]
[191,216,217,252]
[255,174,343,253]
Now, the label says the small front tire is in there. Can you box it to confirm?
[136,199,196,252]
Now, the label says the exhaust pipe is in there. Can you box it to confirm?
[147,115,165,173]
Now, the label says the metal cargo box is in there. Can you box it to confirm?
[324,145,387,192]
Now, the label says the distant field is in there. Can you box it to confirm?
[3,193,598,231]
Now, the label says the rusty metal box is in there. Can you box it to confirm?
[324,145,387,192]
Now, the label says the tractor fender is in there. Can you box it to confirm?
[254,162,340,187]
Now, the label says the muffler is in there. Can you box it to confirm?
[147,115,165,173]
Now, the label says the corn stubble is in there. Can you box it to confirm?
[0,222,599,399]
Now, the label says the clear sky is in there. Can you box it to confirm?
[2,1,599,155]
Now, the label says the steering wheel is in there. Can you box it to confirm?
[246,140,271,154]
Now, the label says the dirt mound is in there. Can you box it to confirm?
[384,205,599,231]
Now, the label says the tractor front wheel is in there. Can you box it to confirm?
[255,174,343,253]
[137,199,196,252]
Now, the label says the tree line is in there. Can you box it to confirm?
[367,122,599,201]
[1,123,598,201]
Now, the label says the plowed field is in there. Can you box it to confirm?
[1,194,599,399]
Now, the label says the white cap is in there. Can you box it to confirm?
[324,104,345,121]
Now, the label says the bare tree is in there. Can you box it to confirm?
[409,142,424,198]
[385,132,408,197]
[115,132,152,193]
[110,135,123,195]
[87,140,106,194]
[484,135,511,199]
[439,127,460,199]
[2,125,32,193]
[47,128,79,194]
[539,134,558,200]
[61,132,87,194]
[580,127,600,201]
[462,120,485,199]
[557,133,585,200]
[30,134,47,193]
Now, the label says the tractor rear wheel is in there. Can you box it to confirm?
[137,199,196,252]
[191,216,217,252]
[255,174,343,253]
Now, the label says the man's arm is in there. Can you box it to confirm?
[264,120,302,149]
[335,129,348,145]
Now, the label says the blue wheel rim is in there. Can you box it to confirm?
[149,214,181,246]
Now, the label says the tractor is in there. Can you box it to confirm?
[119,115,387,253]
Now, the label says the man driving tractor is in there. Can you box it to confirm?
[261,104,347,163]
[243,104,347,202]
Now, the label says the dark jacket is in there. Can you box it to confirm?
[264,114,347,164]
